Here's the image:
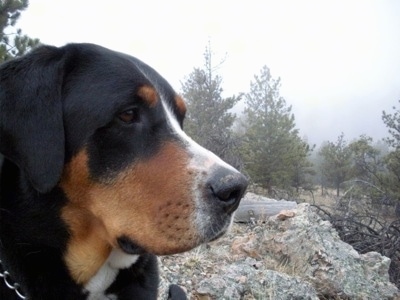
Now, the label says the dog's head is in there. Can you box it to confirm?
[0,43,247,282]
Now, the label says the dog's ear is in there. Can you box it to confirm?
[0,46,66,193]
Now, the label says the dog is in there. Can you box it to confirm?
[0,43,248,299]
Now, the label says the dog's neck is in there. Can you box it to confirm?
[61,204,113,285]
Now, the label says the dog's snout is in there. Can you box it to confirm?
[208,169,248,214]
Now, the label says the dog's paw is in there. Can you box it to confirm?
[168,284,187,300]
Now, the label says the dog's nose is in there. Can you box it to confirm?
[208,168,248,214]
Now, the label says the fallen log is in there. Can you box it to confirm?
[234,194,297,223]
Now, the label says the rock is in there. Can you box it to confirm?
[245,203,399,299]
[276,209,296,220]
[158,199,399,300]
[197,261,319,300]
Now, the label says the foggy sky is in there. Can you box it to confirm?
[18,0,400,147]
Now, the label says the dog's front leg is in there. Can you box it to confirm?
[168,284,187,300]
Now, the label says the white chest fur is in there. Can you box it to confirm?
[85,249,139,300]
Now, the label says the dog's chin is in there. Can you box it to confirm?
[203,215,234,243]
[117,235,197,256]
[208,230,227,242]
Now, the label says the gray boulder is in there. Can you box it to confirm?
[257,203,399,299]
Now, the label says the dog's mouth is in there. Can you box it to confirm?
[117,236,147,255]
[206,229,227,244]
[116,211,234,256]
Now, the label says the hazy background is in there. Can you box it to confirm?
[18,0,400,146]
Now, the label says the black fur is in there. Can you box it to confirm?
[0,44,188,299]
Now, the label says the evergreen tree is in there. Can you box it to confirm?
[0,0,39,63]
[382,101,400,202]
[318,133,353,197]
[382,100,400,149]
[349,135,384,183]
[181,44,241,168]
[241,65,313,192]
[343,135,394,206]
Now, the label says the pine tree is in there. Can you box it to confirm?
[318,133,353,197]
[241,65,313,192]
[0,0,39,63]
[382,100,400,149]
[382,101,400,203]
[181,44,241,168]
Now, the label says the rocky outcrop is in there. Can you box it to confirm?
[159,193,399,299]
[196,265,319,300]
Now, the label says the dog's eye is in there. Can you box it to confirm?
[118,108,140,124]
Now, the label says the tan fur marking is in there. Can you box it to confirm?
[60,142,197,284]
[60,151,112,284]
[137,85,158,107]
[62,207,111,284]
[175,95,187,115]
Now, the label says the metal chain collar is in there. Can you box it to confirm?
[0,260,27,299]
